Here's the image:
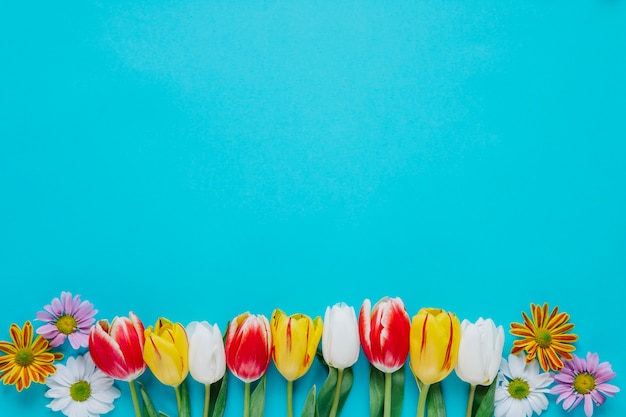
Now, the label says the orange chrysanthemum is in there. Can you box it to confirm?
[510,303,578,372]
[0,321,63,391]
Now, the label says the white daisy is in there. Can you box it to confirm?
[494,352,554,417]
[45,352,121,417]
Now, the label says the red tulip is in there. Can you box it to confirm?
[225,312,271,383]
[358,296,411,373]
[88,311,146,381]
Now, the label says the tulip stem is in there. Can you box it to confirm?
[384,372,392,417]
[416,382,430,417]
[128,379,142,417]
[204,383,211,417]
[175,385,182,416]
[244,382,251,417]
[465,384,477,417]
[287,380,294,417]
[329,368,344,417]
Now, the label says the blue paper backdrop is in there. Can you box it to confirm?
[1,1,625,416]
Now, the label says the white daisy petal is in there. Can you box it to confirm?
[87,399,115,415]
[48,395,73,411]
[494,353,552,417]
[44,352,120,417]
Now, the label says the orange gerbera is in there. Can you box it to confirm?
[510,303,578,372]
[0,321,63,391]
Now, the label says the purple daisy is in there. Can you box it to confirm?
[551,352,619,417]
[35,291,98,349]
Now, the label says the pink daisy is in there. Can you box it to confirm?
[551,352,619,417]
[36,292,98,349]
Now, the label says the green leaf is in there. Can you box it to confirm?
[300,385,318,417]
[389,367,405,417]
[335,367,354,416]
[317,366,338,417]
[368,365,385,417]
[317,367,354,417]
[473,381,496,417]
[138,381,159,417]
[250,374,267,417]
[369,366,405,417]
[159,413,170,417]
[426,382,446,417]
[211,373,229,417]
[177,380,191,417]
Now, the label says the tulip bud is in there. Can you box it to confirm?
[144,318,189,387]
[186,321,226,385]
[409,308,461,385]
[88,312,146,381]
[358,296,411,373]
[454,317,504,386]
[225,312,271,383]
[271,309,323,381]
[322,302,360,369]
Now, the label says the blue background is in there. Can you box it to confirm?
[1,1,625,416]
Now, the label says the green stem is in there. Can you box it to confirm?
[128,379,142,417]
[416,382,430,417]
[175,385,182,417]
[384,372,392,417]
[204,383,211,417]
[465,384,477,417]
[329,368,344,417]
[287,380,294,417]
[244,382,251,417]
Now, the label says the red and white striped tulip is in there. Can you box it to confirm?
[225,312,271,383]
[358,296,411,373]
[88,312,146,381]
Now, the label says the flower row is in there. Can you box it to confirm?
[0,292,620,417]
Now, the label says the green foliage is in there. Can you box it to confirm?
[139,382,159,417]
[178,380,191,417]
[209,373,229,417]
[300,385,319,417]
[368,365,405,417]
[317,366,354,417]
[249,374,267,417]
[473,381,497,417]
[426,382,446,417]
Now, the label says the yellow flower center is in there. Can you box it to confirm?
[56,315,78,335]
[15,348,35,367]
[70,380,92,402]
[573,372,596,394]
[508,378,530,399]
[534,328,552,348]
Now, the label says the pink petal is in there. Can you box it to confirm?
[597,383,620,396]
[554,372,574,384]
[68,332,89,349]
[36,323,59,337]
[551,384,572,395]
[572,355,586,373]
[36,310,56,321]
[586,353,599,373]
[49,332,67,347]
[50,298,64,315]
[583,394,595,417]
[590,390,606,406]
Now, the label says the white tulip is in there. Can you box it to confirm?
[186,321,226,385]
[455,317,505,386]
[322,302,360,369]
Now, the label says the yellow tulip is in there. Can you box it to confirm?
[270,309,323,381]
[410,308,461,385]
[144,317,189,387]
[410,308,461,417]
